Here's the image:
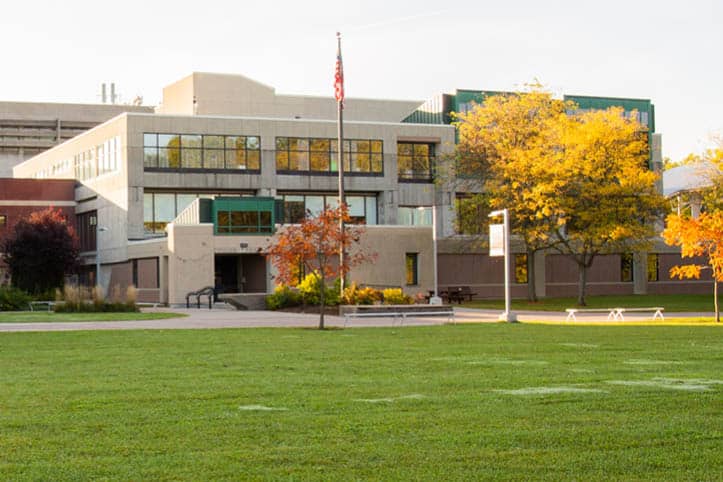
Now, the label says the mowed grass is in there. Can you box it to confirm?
[463,293,716,312]
[0,311,185,323]
[0,325,721,480]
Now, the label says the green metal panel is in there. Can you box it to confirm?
[211,196,276,235]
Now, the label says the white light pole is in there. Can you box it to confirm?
[419,205,441,305]
[488,209,517,322]
[96,226,108,288]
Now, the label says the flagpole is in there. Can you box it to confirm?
[336,32,346,294]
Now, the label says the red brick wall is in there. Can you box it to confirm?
[0,178,77,270]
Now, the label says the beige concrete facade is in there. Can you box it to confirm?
[13,73,455,305]
[11,71,704,305]
[0,101,152,177]
[159,72,422,123]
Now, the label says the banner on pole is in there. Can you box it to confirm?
[489,223,504,257]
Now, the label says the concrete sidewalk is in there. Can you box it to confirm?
[0,306,714,333]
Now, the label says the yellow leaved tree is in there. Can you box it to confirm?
[549,107,666,306]
[454,87,574,301]
[662,144,723,322]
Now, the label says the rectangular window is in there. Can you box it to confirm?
[275,136,383,174]
[621,253,634,282]
[398,142,435,181]
[144,133,260,171]
[515,254,528,284]
[76,211,97,252]
[647,253,659,282]
[398,206,432,226]
[0,214,6,229]
[405,253,418,286]
[277,194,378,225]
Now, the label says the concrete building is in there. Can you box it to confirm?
[14,73,456,305]
[0,100,153,177]
[9,72,710,304]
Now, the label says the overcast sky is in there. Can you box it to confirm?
[1,0,720,162]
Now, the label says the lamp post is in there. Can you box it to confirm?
[96,226,108,288]
[419,205,441,305]
[488,209,517,322]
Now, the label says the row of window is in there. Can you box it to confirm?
[275,137,383,174]
[142,133,435,180]
[405,253,659,288]
[143,192,253,234]
[277,194,377,225]
[143,134,261,171]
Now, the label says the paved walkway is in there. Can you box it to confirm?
[0,306,714,333]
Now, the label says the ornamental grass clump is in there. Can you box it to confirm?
[55,284,139,313]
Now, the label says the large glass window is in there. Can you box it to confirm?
[276,137,383,174]
[143,191,253,234]
[277,194,378,225]
[143,133,260,171]
[398,142,435,181]
[397,207,432,226]
[214,199,275,235]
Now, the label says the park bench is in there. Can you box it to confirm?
[565,307,665,322]
[342,305,455,327]
[28,300,57,312]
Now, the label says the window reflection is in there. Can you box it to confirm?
[143,133,260,171]
[275,136,383,174]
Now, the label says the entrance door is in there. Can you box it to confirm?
[241,254,267,293]
[214,255,239,294]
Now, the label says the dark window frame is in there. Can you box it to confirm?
[275,136,383,175]
[397,142,435,182]
[143,133,261,172]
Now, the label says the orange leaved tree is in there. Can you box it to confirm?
[662,212,723,322]
[266,205,374,329]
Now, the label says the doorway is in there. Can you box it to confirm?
[214,254,267,294]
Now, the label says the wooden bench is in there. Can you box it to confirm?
[566,307,665,321]
[342,306,455,327]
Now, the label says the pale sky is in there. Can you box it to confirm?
[1,0,720,162]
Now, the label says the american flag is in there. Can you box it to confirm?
[334,37,344,104]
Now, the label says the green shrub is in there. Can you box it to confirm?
[342,283,382,305]
[0,286,32,311]
[382,288,414,305]
[266,285,302,310]
[297,273,340,307]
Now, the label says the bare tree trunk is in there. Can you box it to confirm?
[527,248,537,302]
[715,279,719,323]
[319,275,326,330]
[577,263,588,306]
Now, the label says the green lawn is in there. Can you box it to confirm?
[0,325,720,480]
[0,311,185,323]
[463,293,717,312]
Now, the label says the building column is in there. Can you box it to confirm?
[159,255,169,305]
